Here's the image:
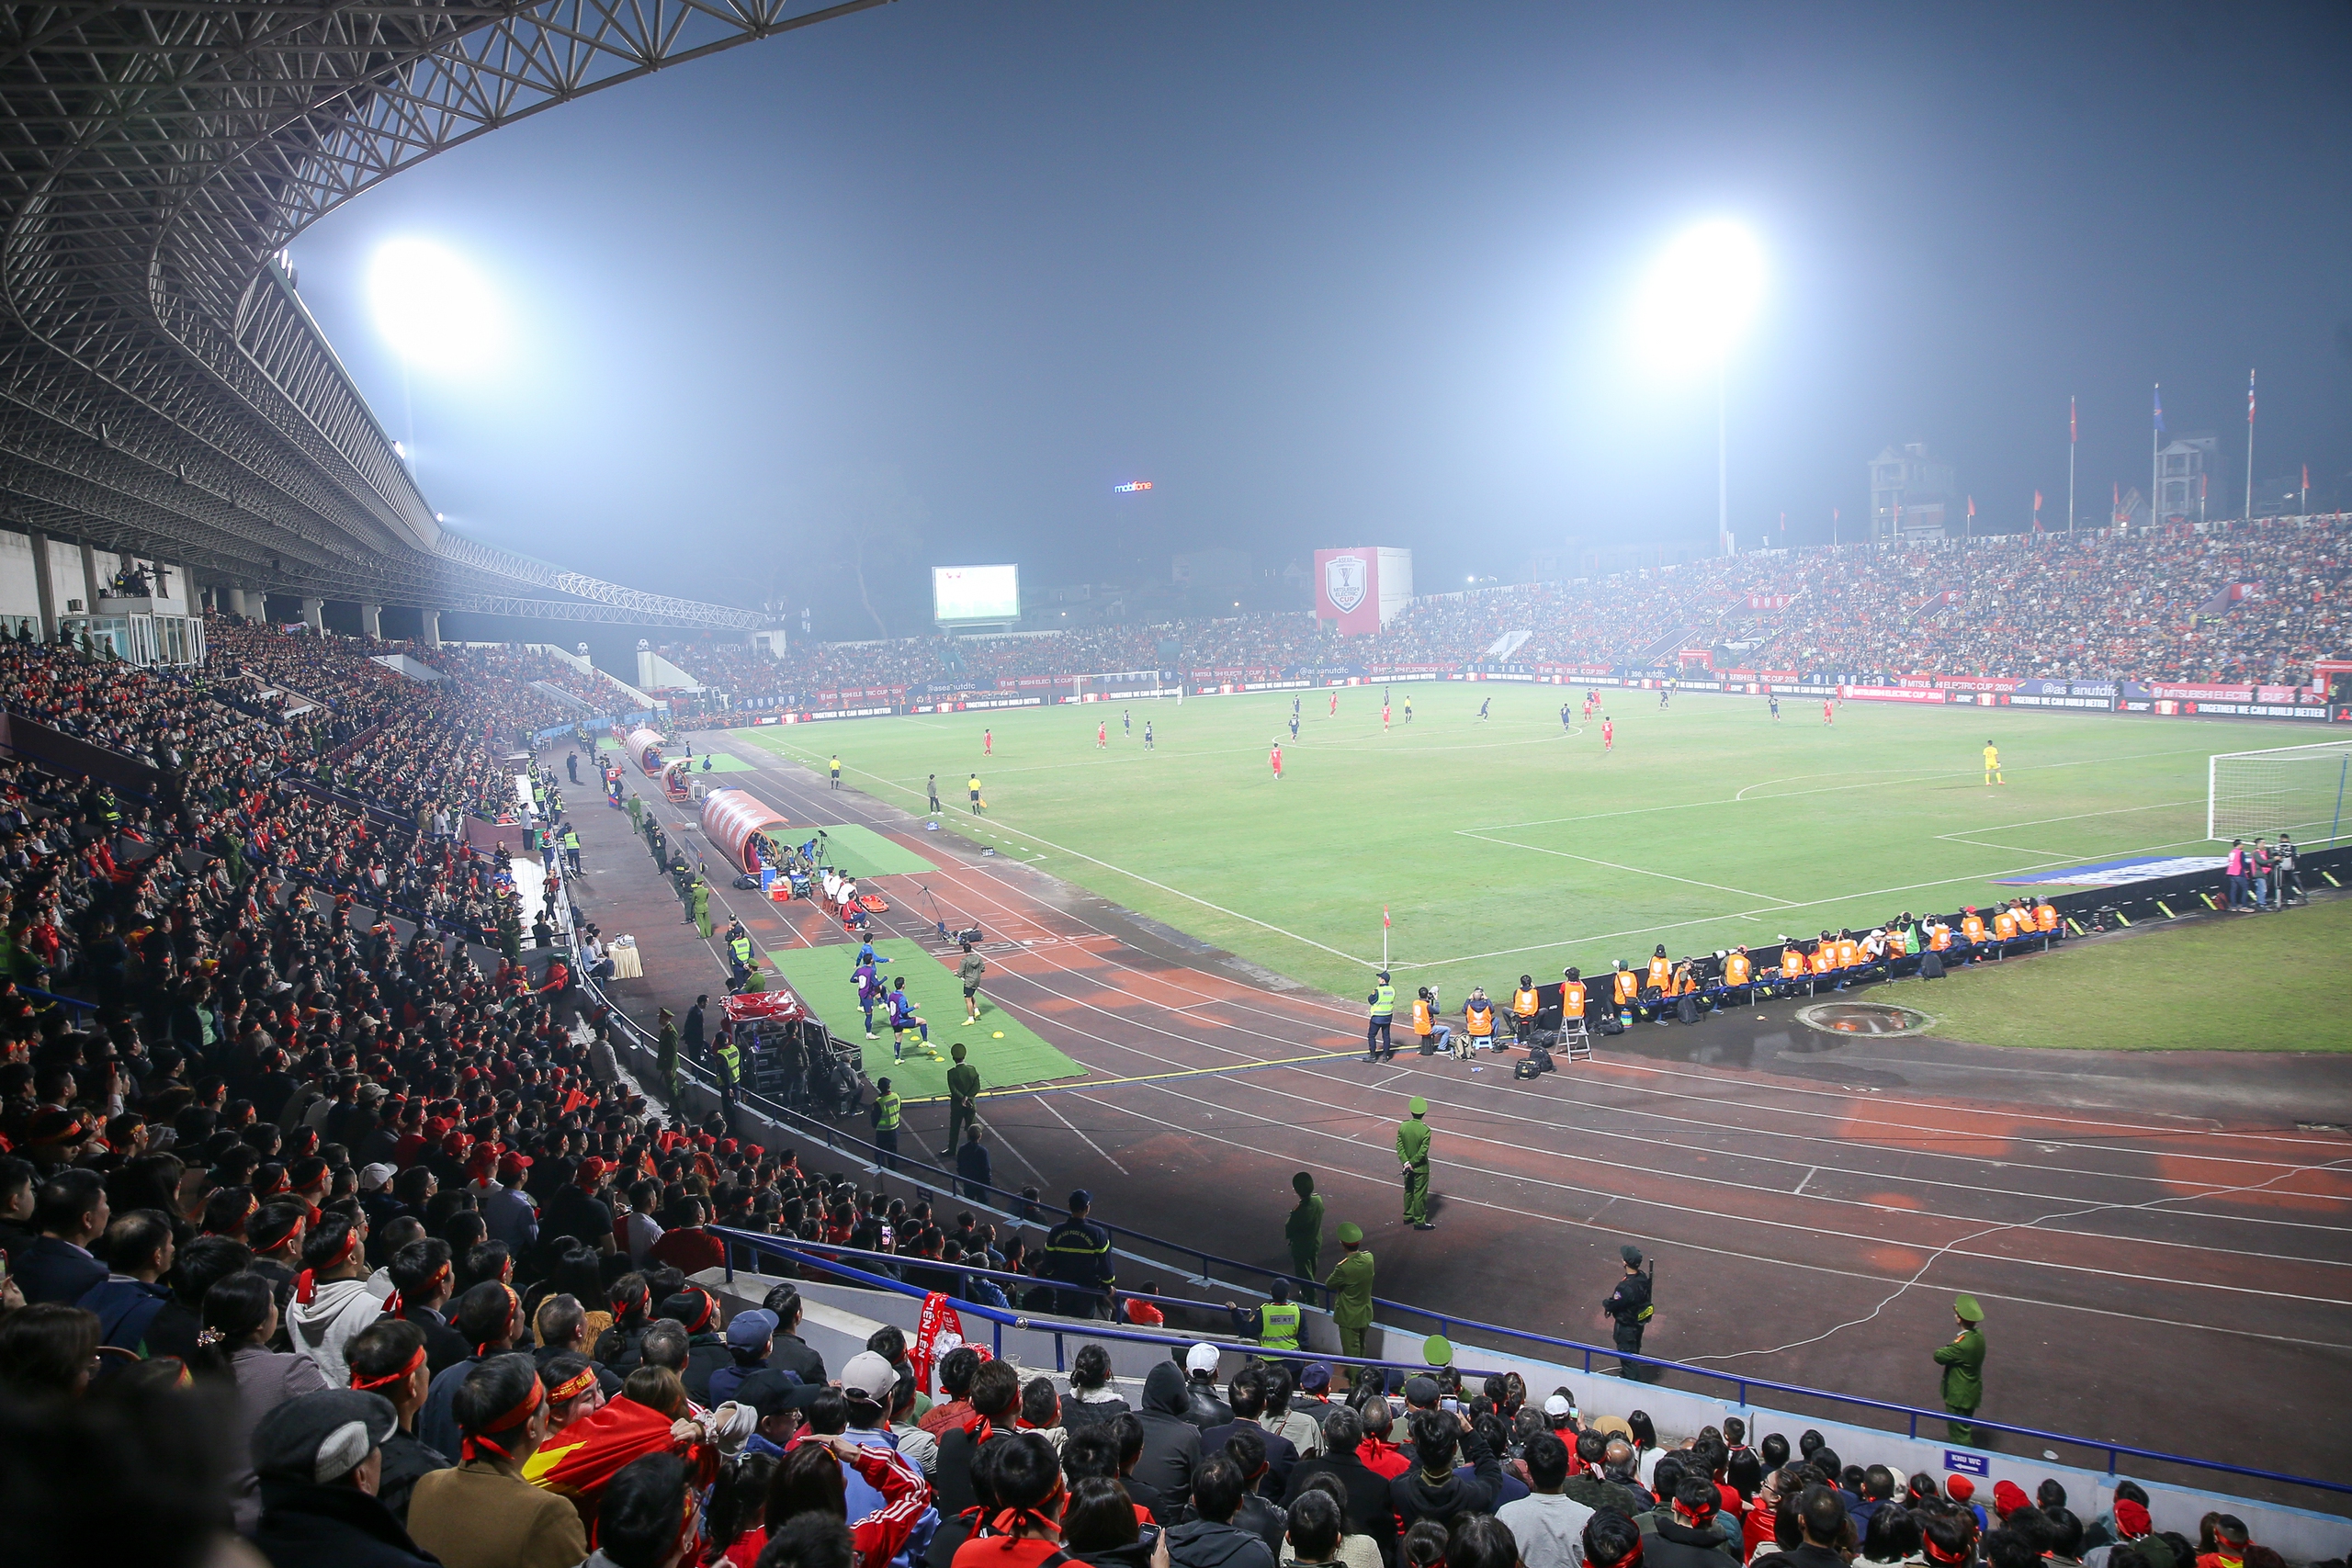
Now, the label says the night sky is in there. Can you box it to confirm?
[290,2,2352,636]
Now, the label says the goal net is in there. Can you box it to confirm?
[2208,739,2352,842]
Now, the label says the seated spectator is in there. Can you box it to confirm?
[1169,1453,1279,1568]
[248,1387,438,1568]
[406,1352,588,1568]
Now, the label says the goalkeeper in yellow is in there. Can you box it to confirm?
[1983,740,2005,786]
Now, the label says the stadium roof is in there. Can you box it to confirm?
[0,1,888,626]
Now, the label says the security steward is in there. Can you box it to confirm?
[562,823,582,875]
[1602,1244,1657,1382]
[1363,970,1397,1063]
[725,920,755,990]
[941,1042,982,1158]
[1226,1278,1304,1355]
[869,1076,902,1168]
[1511,975,1542,1048]
[1043,1188,1116,1319]
[1934,1294,1987,1445]
[713,1027,742,1114]
[1396,1096,1434,1230]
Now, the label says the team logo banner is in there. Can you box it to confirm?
[1314,547,1382,635]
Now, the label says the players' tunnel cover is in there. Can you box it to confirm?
[1797,1001,1933,1037]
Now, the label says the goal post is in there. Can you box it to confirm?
[2207,739,2352,843]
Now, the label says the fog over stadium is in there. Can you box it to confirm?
[288,4,2352,637]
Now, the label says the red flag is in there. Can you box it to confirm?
[1966,496,1975,518]
[2033,491,2042,511]
[525,1394,696,1507]
[1382,907,1391,929]
[911,1292,969,1394]
[1779,511,1786,533]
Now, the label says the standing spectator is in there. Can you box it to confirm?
[1497,1432,1594,1568]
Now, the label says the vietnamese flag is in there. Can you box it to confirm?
[525,1395,693,1513]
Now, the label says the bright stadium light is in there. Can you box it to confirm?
[1632,220,1764,557]
[1632,220,1763,371]
[368,237,502,371]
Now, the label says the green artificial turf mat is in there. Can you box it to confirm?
[802,822,936,878]
[684,751,759,773]
[1917,897,2352,1051]
[762,936,1083,1095]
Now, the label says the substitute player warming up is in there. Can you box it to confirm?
[1983,740,2004,785]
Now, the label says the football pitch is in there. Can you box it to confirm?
[738,687,2317,1006]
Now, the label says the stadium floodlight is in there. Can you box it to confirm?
[368,237,502,371]
[1632,220,1764,558]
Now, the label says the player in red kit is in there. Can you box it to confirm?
[1822,699,1834,726]
[1271,741,1283,781]
[984,728,993,755]
[1329,690,1339,717]
[1602,716,1614,752]
[1383,702,1391,731]
[1097,720,1107,749]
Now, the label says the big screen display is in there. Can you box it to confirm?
[933,564,1021,624]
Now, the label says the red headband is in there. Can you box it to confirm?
[460,1377,546,1463]
[293,1230,361,1303]
[351,1345,427,1393]
[547,1365,598,1404]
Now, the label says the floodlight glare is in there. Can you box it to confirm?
[1632,220,1764,371]
[368,237,502,371]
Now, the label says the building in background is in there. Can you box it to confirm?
[1870,443,1957,539]
[2156,434,2223,524]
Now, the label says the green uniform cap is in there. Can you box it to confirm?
[1953,1294,1984,1323]
[1336,1222,1363,1245]
[1408,1096,1428,1116]
[1422,1334,1453,1367]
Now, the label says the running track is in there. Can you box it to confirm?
[575,729,2352,1501]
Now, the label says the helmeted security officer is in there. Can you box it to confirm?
[561,823,582,875]
[713,1027,742,1114]
[1396,1096,1433,1229]
[1603,1244,1657,1382]
[869,1076,902,1168]
[1934,1294,1987,1445]
[725,920,755,990]
[1364,971,1397,1063]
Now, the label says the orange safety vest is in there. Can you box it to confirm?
[1836,939,1860,968]
[1646,956,1671,989]
[1993,911,2018,941]
[1962,915,1986,943]
[1724,954,1750,986]
[1465,1000,1495,1037]
[1613,970,1641,1003]
[1929,924,1952,951]
[2037,904,2059,931]
[1512,987,1540,1020]
[1410,998,1434,1033]
[1562,981,1587,1017]
[1886,929,1907,957]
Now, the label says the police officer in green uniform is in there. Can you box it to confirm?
[869,1076,902,1168]
[1285,1172,1325,1282]
[1323,1223,1374,1376]
[1602,1245,1657,1382]
[692,876,712,940]
[1226,1279,1303,1355]
[655,1008,680,1103]
[1364,971,1396,1063]
[1934,1294,1987,1445]
[627,793,642,831]
[1396,1096,1433,1229]
[941,1042,982,1158]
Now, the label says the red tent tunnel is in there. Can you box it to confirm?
[623,726,666,776]
[701,787,790,874]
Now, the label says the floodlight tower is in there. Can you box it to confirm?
[1634,222,1763,556]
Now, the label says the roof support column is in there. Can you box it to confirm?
[420,609,441,648]
[358,603,382,639]
[27,530,56,641]
[78,540,101,614]
[299,596,324,635]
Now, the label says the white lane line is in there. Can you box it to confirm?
[1037,1094,1130,1177]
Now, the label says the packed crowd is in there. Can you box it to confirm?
[657,516,2345,707]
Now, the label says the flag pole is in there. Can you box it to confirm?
[2151,383,2162,528]
[2067,395,2076,534]
[2245,368,2256,521]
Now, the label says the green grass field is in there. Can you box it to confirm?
[763,936,1084,1096]
[740,687,2326,1009]
[1916,897,2349,1052]
[800,822,937,878]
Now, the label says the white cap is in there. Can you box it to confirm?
[1185,1342,1221,1375]
[841,1350,899,1404]
[358,1163,396,1191]
[1543,1393,1573,1417]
